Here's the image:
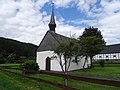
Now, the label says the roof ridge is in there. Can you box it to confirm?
[49,31,61,44]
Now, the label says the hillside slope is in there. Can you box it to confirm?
[0,37,38,63]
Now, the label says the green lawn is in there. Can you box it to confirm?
[0,63,20,67]
[29,73,120,90]
[0,71,25,90]
[0,70,62,90]
[94,63,120,67]
[70,66,120,78]
[0,63,120,90]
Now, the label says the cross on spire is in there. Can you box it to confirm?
[48,2,56,32]
[52,2,54,10]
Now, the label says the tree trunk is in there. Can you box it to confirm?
[83,56,87,70]
[64,56,68,86]
[90,56,93,68]
[64,72,68,86]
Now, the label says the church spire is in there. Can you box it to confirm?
[48,3,56,32]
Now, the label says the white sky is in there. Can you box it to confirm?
[0,0,120,45]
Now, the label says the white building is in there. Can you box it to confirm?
[36,5,91,71]
[93,44,120,62]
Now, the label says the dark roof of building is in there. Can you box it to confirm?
[100,44,120,54]
[37,31,71,52]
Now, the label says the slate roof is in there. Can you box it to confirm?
[100,44,120,54]
[37,31,71,52]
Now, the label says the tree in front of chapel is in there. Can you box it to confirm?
[79,27,106,68]
[53,39,79,86]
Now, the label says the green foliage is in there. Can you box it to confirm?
[80,26,103,39]
[0,58,6,64]
[0,37,38,63]
[79,36,105,57]
[20,60,39,71]
[7,53,17,63]
[54,39,80,58]
[15,56,26,63]
[54,41,67,56]
[54,39,79,72]
[0,53,6,64]
[79,27,106,67]
[98,60,105,67]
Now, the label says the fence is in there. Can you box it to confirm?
[0,66,120,90]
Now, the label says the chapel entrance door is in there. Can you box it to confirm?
[46,57,51,71]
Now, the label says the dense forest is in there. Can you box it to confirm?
[0,37,38,63]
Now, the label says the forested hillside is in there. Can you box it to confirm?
[0,37,38,63]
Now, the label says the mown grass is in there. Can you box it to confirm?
[71,65,120,78]
[0,70,62,90]
[0,65,62,90]
[94,63,120,67]
[29,73,120,90]
[0,71,26,90]
[0,63,120,90]
[0,63,20,67]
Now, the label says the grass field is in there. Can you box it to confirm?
[0,70,62,90]
[71,66,120,78]
[0,71,25,90]
[30,73,120,90]
[0,64,62,90]
[0,63,120,90]
[0,63,20,67]
[94,63,120,67]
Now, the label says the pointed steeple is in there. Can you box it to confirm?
[48,3,56,32]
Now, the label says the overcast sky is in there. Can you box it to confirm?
[0,0,120,45]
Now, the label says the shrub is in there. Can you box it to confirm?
[7,53,17,63]
[16,56,26,63]
[98,60,105,67]
[20,60,39,71]
[0,58,6,64]
[0,54,6,64]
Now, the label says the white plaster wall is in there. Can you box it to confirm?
[37,51,53,70]
[51,59,62,71]
[68,57,91,71]
[37,51,62,71]
[37,51,91,71]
